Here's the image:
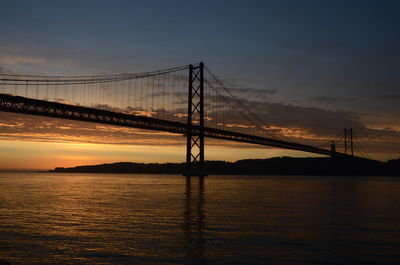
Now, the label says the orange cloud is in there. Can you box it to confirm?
[0,55,47,65]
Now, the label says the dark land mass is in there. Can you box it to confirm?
[50,157,400,176]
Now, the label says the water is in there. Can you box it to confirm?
[0,173,400,265]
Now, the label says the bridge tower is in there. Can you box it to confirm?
[330,140,336,155]
[344,128,353,156]
[185,63,206,177]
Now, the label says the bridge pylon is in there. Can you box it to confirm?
[184,63,207,177]
[344,128,353,156]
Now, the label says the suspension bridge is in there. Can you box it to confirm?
[0,62,372,176]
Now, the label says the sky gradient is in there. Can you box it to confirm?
[0,0,399,169]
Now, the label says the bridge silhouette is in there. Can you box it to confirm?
[0,62,371,176]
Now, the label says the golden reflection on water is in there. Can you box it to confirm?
[0,173,400,264]
[183,176,205,264]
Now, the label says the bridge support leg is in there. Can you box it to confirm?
[184,63,207,177]
[344,128,353,156]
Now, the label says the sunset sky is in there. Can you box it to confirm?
[0,0,399,170]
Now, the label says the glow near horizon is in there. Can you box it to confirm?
[0,140,324,170]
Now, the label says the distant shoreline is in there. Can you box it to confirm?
[48,157,400,176]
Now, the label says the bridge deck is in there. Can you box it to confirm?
[0,93,355,159]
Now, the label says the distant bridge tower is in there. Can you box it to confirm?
[185,63,206,177]
[330,140,336,155]
[344,128,353,156]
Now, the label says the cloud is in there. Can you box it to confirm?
[0,46,46,66]
[0,112,182,145]
[202,94,400,151]
[309,96,355,104]
[230,87,278,96]
[246,101,363,135]
[0,66,17,75]
[0,55,47,66]
[0,45,82,75]
[0,111,251,149]
[204,92,355,135]
[205,78,279,102]
[376,94,400,108]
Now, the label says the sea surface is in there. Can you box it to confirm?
[0,173,399,265]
